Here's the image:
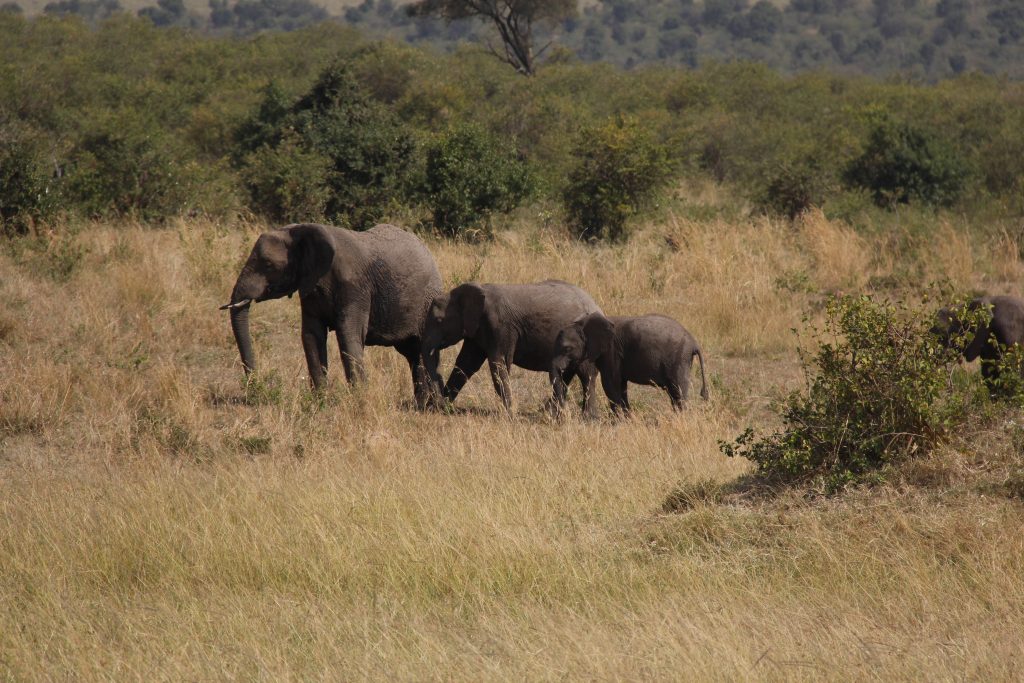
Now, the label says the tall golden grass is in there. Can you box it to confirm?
[1,210,1023,679]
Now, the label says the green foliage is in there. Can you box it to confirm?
[405,0,576,75]
[720,295,982,492]
[1,16,1024,230]
[240,133,331,222]
[243,370,282,406]
[64,119,190,220]
[843,116,971,208]
[421,124,533,238]
[986,345,1024,400]
[754,157,834,219]
[237,60,417,228]
[562,116,673,242]
[0,119,56,234]
[209,0,327,34]
[43,0,120,23]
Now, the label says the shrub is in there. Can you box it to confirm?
[421,124,533,238]
[0,120,56,234]
[988,344,1024,400]
[64,121,189,220]
[237,61,417,228]
[754,157,833,219]
[720,295,981,492]
[843,116,970,208]
[562,115,673,242]
[240,132,331,222]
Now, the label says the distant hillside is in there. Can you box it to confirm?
[7,0,1024,79]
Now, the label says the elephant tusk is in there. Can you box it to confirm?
[219,299,253,311]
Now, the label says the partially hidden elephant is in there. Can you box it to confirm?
[221,223,443,407]
[933,294,1024,394]
[420,280,603,415]
[551,312,709,415]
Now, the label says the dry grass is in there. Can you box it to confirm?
[1,212,1023,680]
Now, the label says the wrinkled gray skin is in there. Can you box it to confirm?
[933,294,1024,394]
[223,223,443,407]
[421,280,602,415]
[551,312,709,415]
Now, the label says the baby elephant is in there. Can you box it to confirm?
[933,294,1024,394]
[551,312,709,415]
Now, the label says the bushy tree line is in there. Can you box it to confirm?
[8,0,1024,79]
[2,14,1024,238]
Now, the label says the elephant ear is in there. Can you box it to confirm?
[456,283,488,338]
[290,224,336,297]
[582,313,615,360]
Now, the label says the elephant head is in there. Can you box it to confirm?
[931,300,994,363]
[420,283,488,394]
[550,312,615,399]
[221,224,335,375]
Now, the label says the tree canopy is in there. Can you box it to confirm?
[406,0,577,74]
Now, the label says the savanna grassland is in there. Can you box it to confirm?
[2,196,1024,679]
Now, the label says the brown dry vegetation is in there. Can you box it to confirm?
[2,202,1024,679]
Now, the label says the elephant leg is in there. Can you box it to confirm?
[444,341,487,403]
[396,338,430,410]
[667,384,685,411]
[575,361,600,420]
[301,317,329,390]
[489,358,513,413]
[619,382,632,416]
[668,365,691,411]
[336,325,367,385]
[557,368,575,411]
[600,367,627,417]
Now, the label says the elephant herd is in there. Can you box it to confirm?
[221,223,709,415]
[220,223,1024,414]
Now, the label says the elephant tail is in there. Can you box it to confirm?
[694,346,709,400]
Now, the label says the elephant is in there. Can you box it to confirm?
[221,223,443,407]
[420,280,603,415]
[932,294,1024,394]
[550,312,709,415]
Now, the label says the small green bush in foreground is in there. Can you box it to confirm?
[720,295,985,492]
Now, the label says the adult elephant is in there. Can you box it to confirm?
[420,280,603,416]
[221,223,443,407]
[933,294,1024,394]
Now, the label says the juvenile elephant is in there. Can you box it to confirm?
[221,223,443,407]
[551,312,709,415]
[933,294,1024,394]
[421,280,603,415]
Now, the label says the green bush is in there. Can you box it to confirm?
[720,295,981,492]
[988,344,1024,400]
[754,156,834,219]
[421,124,533,238]
[64,120,189,220]
[237,61,417,228]
[562,115,673,242]
[240,132,331,222]
[843,116,970,208]
[0,120,56,234]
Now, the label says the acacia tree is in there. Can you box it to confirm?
[406,0,576,75]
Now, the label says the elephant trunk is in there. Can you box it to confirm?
[230,304,256,375]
